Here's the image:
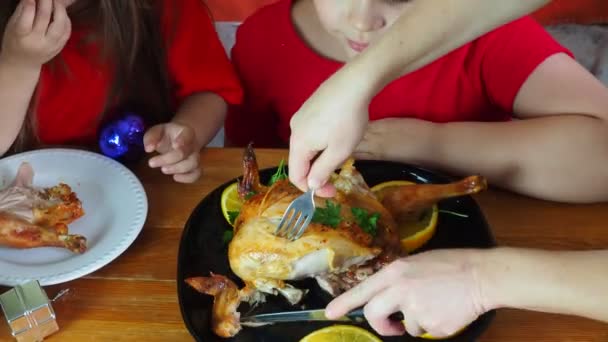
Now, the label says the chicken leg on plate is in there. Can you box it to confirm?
[0,162,87,253]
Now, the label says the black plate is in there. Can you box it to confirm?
[177,160,497,342]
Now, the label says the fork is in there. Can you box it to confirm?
[274,188,316,241]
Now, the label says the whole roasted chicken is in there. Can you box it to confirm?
[186,145,486,337]
[0,162,87,253]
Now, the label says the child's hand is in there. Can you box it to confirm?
[0,0,71,69]
[144,122,202,183]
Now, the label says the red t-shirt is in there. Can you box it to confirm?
[35,0,243,145]
[225,0,572,147]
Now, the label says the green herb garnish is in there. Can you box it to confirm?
[245,191,256,200]
[227,210,240,225]
[351,207,380,237]
[268,159,288,186]
[312,200,342,228]
[222,230,234,245]
[439,210,469,218]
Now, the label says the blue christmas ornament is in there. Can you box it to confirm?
[99,113,146,163]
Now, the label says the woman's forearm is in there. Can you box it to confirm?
[172,92,228,149]
[479,247,608,323]
[0,59,41,155]
[349,0,550,92]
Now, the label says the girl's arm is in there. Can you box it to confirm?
[0,59,40,155]
[481,247,608,323]
[0,0,71,155]
[172,91,227,149]
[145,0,243,183]
[143,91,228,183]
[370,53,608,203]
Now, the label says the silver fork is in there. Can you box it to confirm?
[274,188,316,241]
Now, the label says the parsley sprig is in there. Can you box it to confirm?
[351,207,380,237]
[268,159,288,186]
[310,201,381,238]
[311,200,342,228]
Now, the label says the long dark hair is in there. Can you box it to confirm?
[0,0,174,153]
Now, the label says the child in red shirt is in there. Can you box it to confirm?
[0,0,242,183]
[226,0,608,202]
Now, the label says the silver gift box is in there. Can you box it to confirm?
[0,280,58,342]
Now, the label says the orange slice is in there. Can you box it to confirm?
[299,324,452,341]
[371,181,439,253]
[299,325,382,342]
[220,182,242,227]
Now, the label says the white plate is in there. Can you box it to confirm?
[0,148,147,286]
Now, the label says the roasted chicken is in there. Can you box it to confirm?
[0,162,87,253]
[186,145,486,337]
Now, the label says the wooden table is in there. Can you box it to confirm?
[1,147,608,341]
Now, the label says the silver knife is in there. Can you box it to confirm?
[240,308,404,326]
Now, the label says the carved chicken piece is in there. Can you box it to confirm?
[378,175,487,216]
[0,212,87,253]
[0,162,87,253]
[32,182,85,235]
[185,274,246,338]
[186,145,487,337]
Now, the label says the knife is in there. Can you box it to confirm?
[240,308,404,326]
